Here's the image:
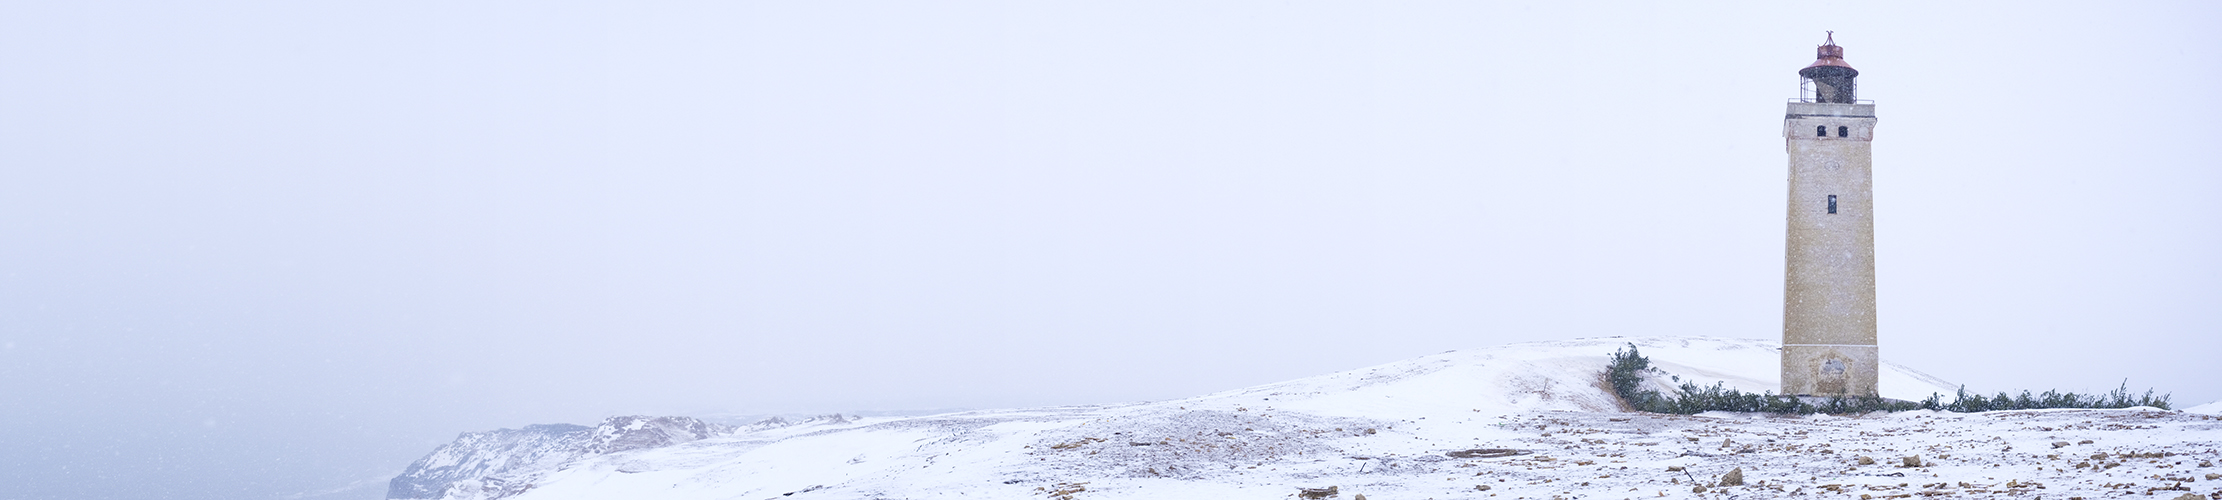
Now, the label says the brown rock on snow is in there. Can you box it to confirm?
[1901,455,1922,467]
[1856,455,1875,465]
[1718,467,1745,486]
[1445,448,1525,458]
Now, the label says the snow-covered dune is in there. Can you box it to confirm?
[392,336,2221,500]
[1170,336,1957,420]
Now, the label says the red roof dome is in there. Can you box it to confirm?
[1801,32,1858,77]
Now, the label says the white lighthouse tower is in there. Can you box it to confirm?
[1781,33,1880,397]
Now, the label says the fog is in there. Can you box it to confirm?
[1,2,2216,499]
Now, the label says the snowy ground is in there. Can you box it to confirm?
[430,337,2221,500]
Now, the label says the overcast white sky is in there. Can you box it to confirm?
[2,2,2217,499]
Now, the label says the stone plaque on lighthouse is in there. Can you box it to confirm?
[1781,33,1880,397]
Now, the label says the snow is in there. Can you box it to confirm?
[2187,400,2222,415]
[410,336,2222,500]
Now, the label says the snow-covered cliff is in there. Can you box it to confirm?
[387,336,2222,500]
[388,416,734,500]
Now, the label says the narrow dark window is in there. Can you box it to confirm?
[1827,195,1838,214]
[1837,126,1849,137]
[1816,125,1827,137]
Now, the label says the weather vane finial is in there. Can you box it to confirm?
[1825,31,1836,45]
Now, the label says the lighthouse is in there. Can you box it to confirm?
[1781,33,1880,397]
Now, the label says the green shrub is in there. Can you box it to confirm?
[1603,344,2170,415]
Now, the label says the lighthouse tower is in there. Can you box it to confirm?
[1781,33,1880,397]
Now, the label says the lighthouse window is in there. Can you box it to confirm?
[1816,125,1827,137]
[1837,126,1849,137]
[1827,195,1838,214]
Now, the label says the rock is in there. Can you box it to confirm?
[2173,494,2202,500]
[2051,441,2070,448]
[1719,467,1744,486]
[1475,484,1492,491]
[1447,448,1526,458]
[2077,439,2094,444]
[1691,485,1708,493]
[1856,455,1874,465]
[1666,465,1685,472]
[1354,495,1367,500]
[2206,473,2221,480]
[1297,486,1339,499]
[1901,455,1922,468]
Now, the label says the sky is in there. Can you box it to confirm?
[1,2,2217,499]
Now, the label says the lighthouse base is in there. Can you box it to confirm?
[1781,344,1878,397]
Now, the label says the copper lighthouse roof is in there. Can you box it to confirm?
[1800,31,1858,77]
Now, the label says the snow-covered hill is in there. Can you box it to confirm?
[389,416,734,499]
[390,336,2222,500]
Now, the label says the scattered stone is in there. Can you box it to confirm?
[1692,485,1708,493]
[1856,456,1875,465]
[2173,494,2202,500]
[2091,452,2109,460]
[2077,439,2094,444]
[2051,441,2071,449]
[1901,456,1922,468]
[1475,484,1492,491]
[2203,461,2214,467]
[1719,467,1745,486]
[1353,495,1366,500]
[1667,465,1685,472]
[2207,473,2221,481]
[1041,482,1087,500]
[1446,448,1527,458]
[1297,486,1339,499]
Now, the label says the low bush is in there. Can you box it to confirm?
[1605,344,2170,415]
